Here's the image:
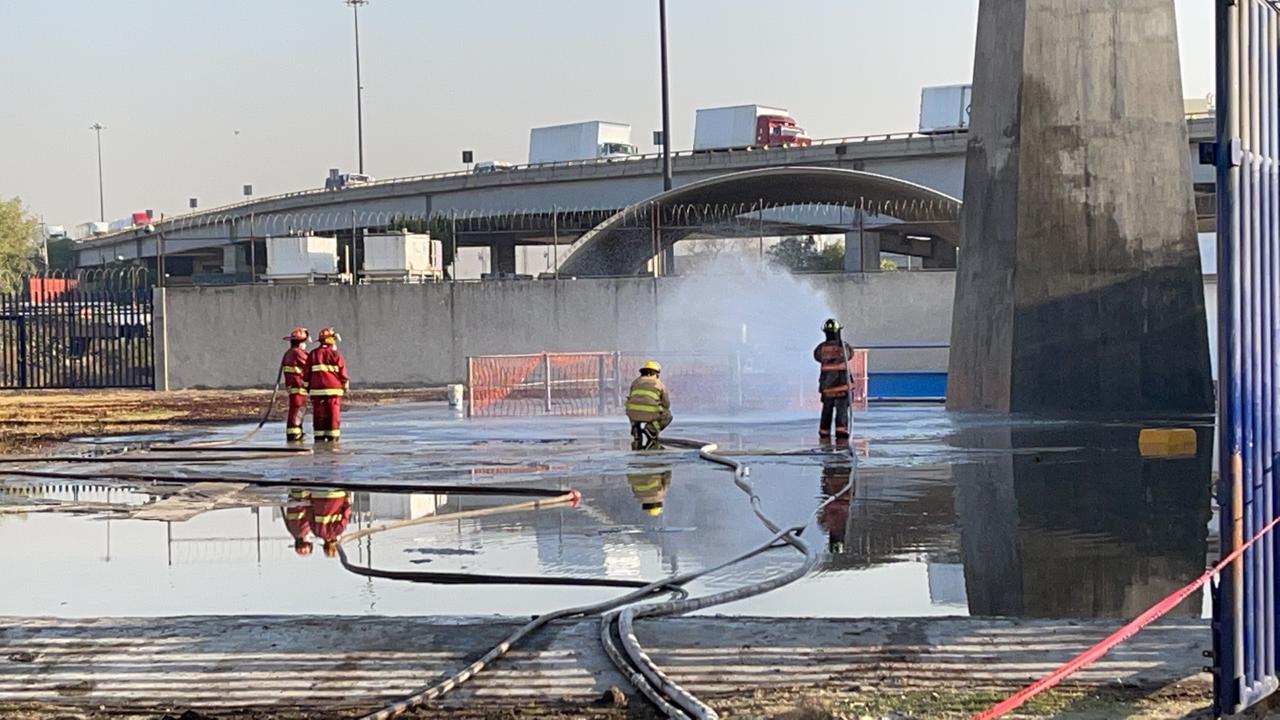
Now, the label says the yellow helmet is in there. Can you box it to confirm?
[641,360,661,374]
[645,505,663,517]
[318,327,341,345]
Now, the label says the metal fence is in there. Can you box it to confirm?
[0,270,154,389]
[1214,0,1280,713]
[466,351,869,418]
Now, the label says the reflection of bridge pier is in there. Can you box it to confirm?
[953,422,1212,618]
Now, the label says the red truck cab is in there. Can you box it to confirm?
[756,115,811,148]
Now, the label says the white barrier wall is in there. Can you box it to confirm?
[156,272,957,389]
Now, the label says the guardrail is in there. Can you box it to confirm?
[80,128,976,242]
[82,113,1219,245]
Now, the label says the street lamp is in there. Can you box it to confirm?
[657,0,672,192]
[345,0,369,175]
[90,123,106,221]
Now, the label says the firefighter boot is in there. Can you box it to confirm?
[645,421,664,451]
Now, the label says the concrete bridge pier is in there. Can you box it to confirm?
[947,0,1213,413]
[843,229,882,272]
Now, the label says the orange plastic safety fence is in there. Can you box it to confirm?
[466,350,869,418]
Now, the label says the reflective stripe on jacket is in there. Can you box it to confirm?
[310,489,351,542]
[625,375,670,422]
[306,345,349,397]
[813,340,855,399]
[282,346,310,395]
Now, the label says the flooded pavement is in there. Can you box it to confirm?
[0,403,1215,620]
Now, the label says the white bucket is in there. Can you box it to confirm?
[447,384,465,409]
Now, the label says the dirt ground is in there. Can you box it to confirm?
[0,387,446,453]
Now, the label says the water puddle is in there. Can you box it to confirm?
[0,403,1215,620]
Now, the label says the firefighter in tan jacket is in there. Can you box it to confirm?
[626,360,671,450]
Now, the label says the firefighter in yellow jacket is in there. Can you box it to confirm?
[626,360,672,450]
[628,470,672,516]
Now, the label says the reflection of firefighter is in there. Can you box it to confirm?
[818,462,855,554]
[627,470,672,517]
[281,328,310,442]
[310,488,352,557]
[283,488,313,556]
[306,328,349,442]
[813,319,855,442]
[626,361,672,450]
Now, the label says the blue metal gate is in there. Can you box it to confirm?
[1214,0,1280,713]
[0,270,153,390]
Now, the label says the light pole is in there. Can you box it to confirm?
[90,123,106,221]
[658,0,672,192]
[346,0,368,175]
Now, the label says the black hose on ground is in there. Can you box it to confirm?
[334,494,690,593]
[357,434,857,720]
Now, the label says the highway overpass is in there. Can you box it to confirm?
[74,116,1216,280]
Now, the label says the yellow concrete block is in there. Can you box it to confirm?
[1139,428,1197,458]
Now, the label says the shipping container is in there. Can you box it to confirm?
[264,235,340,282]
[529,121,637,164]
[919,85,972,134]
[362,231,443,282]
[693,105,810,151]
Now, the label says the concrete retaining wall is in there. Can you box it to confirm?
[156,272,958,390]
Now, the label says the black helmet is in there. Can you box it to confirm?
[823,318,842,334]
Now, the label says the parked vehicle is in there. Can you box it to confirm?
[692,105,811,151]
[919,84,972,134]
[528,121,638,163]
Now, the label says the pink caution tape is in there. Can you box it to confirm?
[974,512,1280,720]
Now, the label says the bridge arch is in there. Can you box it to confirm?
[556,167,962,276]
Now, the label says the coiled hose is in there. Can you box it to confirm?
[1,376,853,719]
[357,435,856,720]
[597,436,849,720]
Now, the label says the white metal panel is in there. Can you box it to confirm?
[919,85,971,133]
[529,121,632,163]
[265,235,338,277]
[364,232,440,275]
[596,122,633,147]
[694,105,790,150]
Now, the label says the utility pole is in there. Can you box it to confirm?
[90,123,106,221]
[346,0,368,174]
[657,0,673,192]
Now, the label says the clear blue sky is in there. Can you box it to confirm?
[0,0,1214,226]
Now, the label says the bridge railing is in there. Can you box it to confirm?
[81,128,975,241]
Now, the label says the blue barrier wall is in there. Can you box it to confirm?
[1214,0,1280,713]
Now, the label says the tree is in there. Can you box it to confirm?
[0,197,39,292]
[767,236,845,273]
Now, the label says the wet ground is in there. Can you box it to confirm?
[0,403,1216,621]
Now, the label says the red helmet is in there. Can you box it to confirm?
[283,327,309,342]
[293,540,313,557]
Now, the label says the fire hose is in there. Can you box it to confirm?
[0,363,856,718]
[0,437,850,719]
[354,435,855,720]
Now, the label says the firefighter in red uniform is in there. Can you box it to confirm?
[310,488,352,558]
[283,487,314,556]
[281,328,310,442]
[818,461,855,555]
[305,327,349,442]
[813,318,856,442]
